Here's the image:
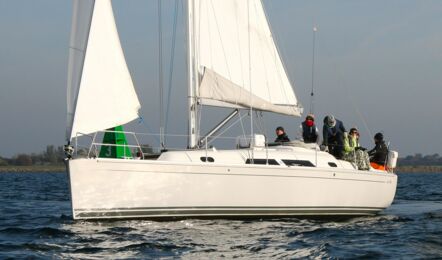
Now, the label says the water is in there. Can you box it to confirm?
[0,173,441,259]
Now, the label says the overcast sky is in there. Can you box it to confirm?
[0,0,441,157]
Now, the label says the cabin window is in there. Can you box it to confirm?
[328,162,338,167]
[245,159,279,165]
[200,157,215,163]
[282,160,315,167]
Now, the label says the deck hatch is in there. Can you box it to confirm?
[328,162,338,167]
[200,157,215,162]
[245,159,279,165]
[282,159,315,167]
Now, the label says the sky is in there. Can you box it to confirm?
[0,0,441,157]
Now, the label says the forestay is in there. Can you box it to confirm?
[66,0,140,140]
[194,0,302,116]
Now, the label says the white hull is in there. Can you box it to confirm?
[67,155,397,219]
[65,1,397,221]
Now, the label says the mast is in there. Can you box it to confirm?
[187,0,198,148]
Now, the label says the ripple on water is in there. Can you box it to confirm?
[0,227,74,239]
[0,173,442,258]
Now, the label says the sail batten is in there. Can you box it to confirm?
[194,0,302,116]
[67,0,140,140]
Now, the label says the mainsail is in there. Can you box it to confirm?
[66,0,140,140]
[194,0,302,116]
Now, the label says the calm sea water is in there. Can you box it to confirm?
[0,172,441,259]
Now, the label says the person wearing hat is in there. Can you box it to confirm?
[368,132,388,170]
[342,128,370,170]
[322,115,346,159]
[299,114,319,144]
[343,128,360,155]
[274,126,290,143]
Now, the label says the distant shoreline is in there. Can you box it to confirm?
[395,165,442,173]
[1,164,441,173]
[0,165,66,173]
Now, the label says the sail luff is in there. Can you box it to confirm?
[66,0,95,141]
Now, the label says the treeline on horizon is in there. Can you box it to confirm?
[1,145,442,167]
[398,153,442,166]
[0,145,66,166]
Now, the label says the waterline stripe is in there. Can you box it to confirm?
[74,206,384,219]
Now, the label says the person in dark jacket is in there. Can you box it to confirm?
[275,126,290,143]
[300,114,318,143]
[322,115,346,159]
[368,132,388,170]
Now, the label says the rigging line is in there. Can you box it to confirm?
[260,112,270,143]
[137,116,161,143]
[208,2,233,81]
[253,4,272,103]
[248,0,255,161]
[310,25,318,114]
[196,0,202,72]
[164,0,179,143]
[329,48,373,138]
[247,0,253,144]
[204,1,213,71]
[322,38,374,139]
[234,2,245,103]
[206,111,247,146]
[68,46,86,53]
[261,0,295,106]
[313,23,373,139]
[158,0,165,149]
[237,110,251,159]
[197,103,203,146]
[254,111,261,133]
[238,110,247,140]
[255,111,265,135]
[341,77,374,140]
[260,2,285,103]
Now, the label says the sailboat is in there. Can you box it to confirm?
[65,0,397,219]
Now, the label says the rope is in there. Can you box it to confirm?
[158,0,165,149]
[164,0,179,143]
[321,37,374,139]
[137,116,161,144]
[253,111,262,133]
[310,26,318,114]
[206,112,248,146]
[247,0,254,144]
[330,53,374,139]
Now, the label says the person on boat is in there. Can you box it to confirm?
[343,128,370,170]
[322,115,346,159]
[368,132,388,170]
[275,126,290,143]
[299,114,319,143]
[343,128,359,155]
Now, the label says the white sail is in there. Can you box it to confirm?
[194,0,302,116]
[67,0,140,140]
[66,0,94,140]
